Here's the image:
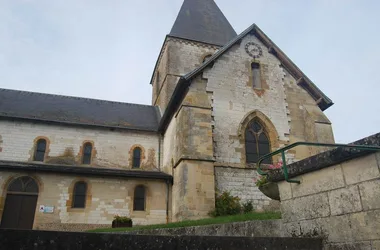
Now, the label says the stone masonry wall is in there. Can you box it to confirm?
[153,38,218,114]
[0,229,324,250]
[278,153,380,249]
[203,33,334,166]
[214,166,279,211]
[0,120,159,170]
[0,171,168,231]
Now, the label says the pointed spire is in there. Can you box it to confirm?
[169,0,237,46]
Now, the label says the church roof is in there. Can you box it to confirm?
[0,88,160,132]
[169,0,237,46]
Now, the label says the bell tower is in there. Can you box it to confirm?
[151,0,237,221]
[150,0,237,114]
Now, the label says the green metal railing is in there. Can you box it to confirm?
[256,142,380,184]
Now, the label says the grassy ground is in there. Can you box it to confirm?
[89,211,281,233]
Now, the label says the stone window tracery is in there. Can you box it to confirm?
[245,120,272,164]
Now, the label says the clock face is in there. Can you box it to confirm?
[245,42,263,59]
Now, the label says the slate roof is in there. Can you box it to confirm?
[0,88,160,132]
[169,0,237,46]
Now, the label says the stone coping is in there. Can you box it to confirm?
[268,133,380,182]
[0,160,173,182]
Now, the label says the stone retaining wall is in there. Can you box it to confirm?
[0,229,323,250]
[269,133,380,250]
[214,166,280,211]
[127,219,283,237]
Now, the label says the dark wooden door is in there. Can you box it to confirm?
[1,194,38,229]
[0,176,39,229]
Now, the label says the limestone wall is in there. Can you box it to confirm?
[214,166,279,211]
[0,171,168,231]
[277,152,380,249]
[153,38,217,113]
[0,120,159,170]
[203,33,334,166]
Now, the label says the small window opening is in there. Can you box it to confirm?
[82,142,93,164]
[252,63,261,89]
[133,186,145,211]
[72,181,87,208]
[34,139,47,162]
[132,147,141,168]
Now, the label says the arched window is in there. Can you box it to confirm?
[132,147,141,168]
[133,186,145,211]
[82,142,93,164]
[8,176,39,193]
[245,120,271,164]
[34,139,47,162]
[251,62,261,89]
[72,182,87,208]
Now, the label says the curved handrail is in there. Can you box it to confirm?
[256,142,380,184]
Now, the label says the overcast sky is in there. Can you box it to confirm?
[0,0,379,143]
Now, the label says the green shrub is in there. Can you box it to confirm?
[242,200,254,214]
[113,215,132,223]
[210,191,241,217]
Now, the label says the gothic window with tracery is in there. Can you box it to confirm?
[245,120,271,164]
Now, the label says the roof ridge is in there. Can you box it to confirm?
[0,88,154,108]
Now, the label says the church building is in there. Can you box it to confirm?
[0,0,334,231]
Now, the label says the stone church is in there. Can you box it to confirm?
[0,0,334,231]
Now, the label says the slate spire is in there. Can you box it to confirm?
[169,0,237,46]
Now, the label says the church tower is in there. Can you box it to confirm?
[151,0,236,113]
[151,0,238,221]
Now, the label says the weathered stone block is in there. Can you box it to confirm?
[291,165,344,198]
[323,241,372,250]
[316,216,353,243]
[281,193,330,222]
[342,154,380,185]
[373,240,380,250]
[278,180,292,200]
[349,210,380,241]
[328,186,362,216]
[359,179,380,210]
[284,216,353,243]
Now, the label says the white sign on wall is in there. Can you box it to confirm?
[44,206,54,213]
[38,205,54,213]
[39,205,45,213]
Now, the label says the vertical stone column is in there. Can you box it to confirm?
[171,78,215,221]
